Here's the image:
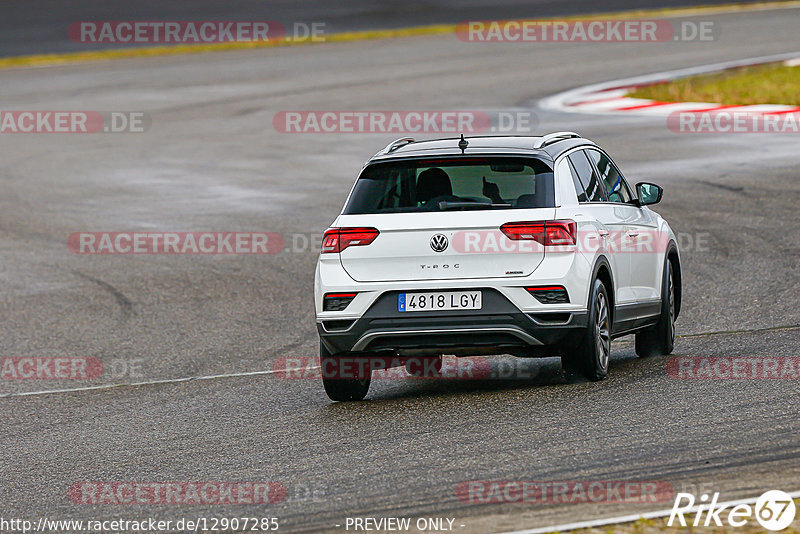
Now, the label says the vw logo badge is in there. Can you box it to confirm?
[430,234,448,253]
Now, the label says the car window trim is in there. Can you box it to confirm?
[557,147,607,203]
[582,147,637,206]
[554,146,594,204]
[578,148,610,202]
[556,146,639,207]
[566,158,589,203]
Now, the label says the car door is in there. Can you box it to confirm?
[566,149,635,307]
[584,148,660,304]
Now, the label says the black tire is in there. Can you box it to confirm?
[562,278,611,381]
[320,342,371,402]
[635,261,676,357]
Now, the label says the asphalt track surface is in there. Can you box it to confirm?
[2,3,800,534]
[0,0,763,57]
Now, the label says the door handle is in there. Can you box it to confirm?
[627,231,639,238]
[598,230,609,237]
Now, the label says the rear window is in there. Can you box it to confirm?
[343,157,554,214]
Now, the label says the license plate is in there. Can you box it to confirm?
[398,291,482,312]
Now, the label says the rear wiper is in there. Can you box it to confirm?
[438,201,512,210]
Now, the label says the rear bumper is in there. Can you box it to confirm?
[318,288,587,355]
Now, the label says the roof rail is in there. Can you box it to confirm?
[533,131,581,149]
[382,137,415,154]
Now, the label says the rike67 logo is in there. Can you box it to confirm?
[669,490,796,531]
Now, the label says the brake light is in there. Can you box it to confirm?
[321,227,380,253]
[500,220,576,246]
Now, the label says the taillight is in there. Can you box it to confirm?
[321,227,380,253]
[500,220,576,246]
[323,292,357,311]
[499,221,546,241]
[526,286,570,304]
[544,220,577,246]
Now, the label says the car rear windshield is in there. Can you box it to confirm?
[343,157,554,214]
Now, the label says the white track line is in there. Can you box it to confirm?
[539,50,800,116]
[3,324,797,399]
[0,366,319,399]
[498,490,800,534]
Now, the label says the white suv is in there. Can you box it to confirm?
[314,133,681,401]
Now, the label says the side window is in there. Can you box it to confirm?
[568,151,605,202]
[586,149,632,203]
[563,158,587,202]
